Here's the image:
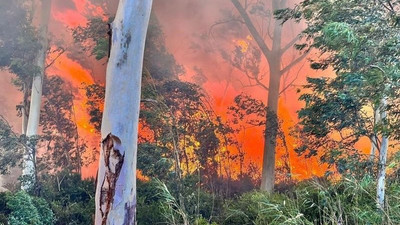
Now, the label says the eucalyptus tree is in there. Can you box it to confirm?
[94,0,153,223]
[22,0,52,191]
[278,0,400,209]
[0,0,52,190]
[222,0,308,192]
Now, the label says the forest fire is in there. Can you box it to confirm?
[2,0,400,224]
[45,0,326,179]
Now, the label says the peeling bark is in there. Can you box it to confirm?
[94,1,153,224]
[100,134,125,224]
[377,98,388,209]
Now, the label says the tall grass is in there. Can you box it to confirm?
[155,176,400,225]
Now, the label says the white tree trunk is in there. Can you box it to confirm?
[369,109,380,161]
[377,98,388,209]
[22,0,51,191]
[95,0,152,224]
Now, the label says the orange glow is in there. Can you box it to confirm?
[46,50,99,178]
[52,10,87,27]
[46,0,352,182]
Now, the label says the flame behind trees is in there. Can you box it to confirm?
[210,0,308,192]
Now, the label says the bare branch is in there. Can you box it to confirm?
[231,0,272,59]
[208,18,244,40]
[280,62,305,94]
[280,51,309,75]
[45,47,66,69]
[239,67,269,91]
[282,35,300,53]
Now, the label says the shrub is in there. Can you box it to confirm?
[7,191,54,225]
[38,172,95,225]
[222,191,312,225]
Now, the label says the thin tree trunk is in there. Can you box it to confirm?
[261,66,281,192]
[377,98,388,209]
[21,84,29,135]
[370,109,380,161]
[94,0,152,224]
[22,0,51,191]
[260,0,283,191]
[232,0,299,193]
[280,128,292,180]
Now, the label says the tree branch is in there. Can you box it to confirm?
[231,0,272,59]
[208,18,244,40]
[280,61,305,94]
[45,47,66,69]
[280,51,308,75]
[282,35,300,53]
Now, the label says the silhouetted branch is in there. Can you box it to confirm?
[280,62,305,94]
[282,35,299,53]
[280,51,308,75]
[231,0,272,59]
[45,47,66,69]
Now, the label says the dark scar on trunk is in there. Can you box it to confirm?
[99,133,125,225]
[123,201,136,224]
[107,23,112,59]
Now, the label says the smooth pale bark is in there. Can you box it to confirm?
[377,98,388,209]
[231,0,306,192]
[21,0,51,190]
[94,0,152,224]
[21,83,29,135]
[370,109,380,161]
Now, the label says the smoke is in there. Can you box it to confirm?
[0,72,23,133]
[0,0,330,179]
[153,0,328,178]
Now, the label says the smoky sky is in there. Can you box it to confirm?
[52,0,77,11]
[0,0,329,179]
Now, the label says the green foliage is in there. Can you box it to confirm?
[31,197,55,225]
[294,176,400,224]
[39,76,89,174]
[137,180,167,225]
[0,0,41,88]
[83,83,105,133]
[194,217,219,225]
[223,191,312,225]
[278,0,400,179]
[0,192,11,224]
[0,116,25,175]
[7,191,40,225]
[38,172,95,225]
[152,178,221,225]
[73,17,113,60]
[137,143,173,181]
[7,191,54,225]
[217,177,400,225]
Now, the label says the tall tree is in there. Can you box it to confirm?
[228,0,307,192]
[39,76,87,175]
[94,0,153,224]
[279,0,400,209]
[22,0,52,190]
